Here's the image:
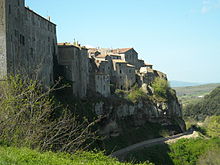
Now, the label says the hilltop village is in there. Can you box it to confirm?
[0,0,185,135]
[0,0,167,99]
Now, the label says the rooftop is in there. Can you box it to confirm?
[111,48,133,54]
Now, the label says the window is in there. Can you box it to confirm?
[30,48,34,56]
[18,0,20,6]
[120,70,122,74]
[9,5,11,14]
[20,34,25,45]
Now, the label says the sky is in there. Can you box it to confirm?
[25,0,220,83]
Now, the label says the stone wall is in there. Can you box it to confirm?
[0,0,57,86]
[58,45,89,98]
[0,0,7,78]
[95,73,110,97]
[123,49,139,68]
[113,61,136,90]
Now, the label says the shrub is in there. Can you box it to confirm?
[126,87,148,103]
[0,75,97,153]
[152,77,170,101]
[198,148,220,165]
[203,116,220,137]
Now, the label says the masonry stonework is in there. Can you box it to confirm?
[0,0,57,86]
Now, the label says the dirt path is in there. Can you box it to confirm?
[110,130,197,158]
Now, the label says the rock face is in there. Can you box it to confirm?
[94,90,186,136]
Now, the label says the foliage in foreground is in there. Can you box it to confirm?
[125,137,220,165]
[0,76,96,153]
[0,145,152,165]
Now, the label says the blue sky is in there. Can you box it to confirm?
[26,0,220,83]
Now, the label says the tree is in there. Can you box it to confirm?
[0,75,98,153]
[152,77,170,100]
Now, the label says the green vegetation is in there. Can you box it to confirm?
[126,87,148,103]
[0,76,96,153]
[174,83,220,107]
[152,77,170,100]
[203,116,220,137]
[183,86,220,120]
[197,148,220,165]
[0,145,153,165]
[125,138,220,165]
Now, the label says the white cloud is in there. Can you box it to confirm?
[201,0,220,14]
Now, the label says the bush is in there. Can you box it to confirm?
[203,116,220,137]
[0,75,97,153]
[198,148,220,165]
[152,77,170,101]
[126,87,148,103]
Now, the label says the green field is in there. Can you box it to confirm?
[173,83,220,106]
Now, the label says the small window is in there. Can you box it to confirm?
[120,70,122,74]
[20,34,25,45]
[30,48,34,56]
[18,0,20,6]
[9,5,11,14]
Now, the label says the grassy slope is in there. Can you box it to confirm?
[125,137,220,165]
[0,145,152,165]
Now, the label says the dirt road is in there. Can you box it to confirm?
[110,130,197,158]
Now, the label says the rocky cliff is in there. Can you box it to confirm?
[93,82,186,137]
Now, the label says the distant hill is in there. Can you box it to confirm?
[169,81,202,87]
[173,83,220,97]
[183,86,220,121]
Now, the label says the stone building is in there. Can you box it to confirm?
[95,73,110,97]
[58,43,89,98]
[112,59,136,90]
[111,48,139,69]
[0,0,57,86]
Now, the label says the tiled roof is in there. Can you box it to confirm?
[111,48,133,54]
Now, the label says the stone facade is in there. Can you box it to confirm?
[112,48,139,69]
[112,60,136,90]
[58,43,89,98]
[95,73,110,97]
[0,0,57,86]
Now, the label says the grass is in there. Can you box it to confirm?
[124,137,220,165]
[0,145,153,165]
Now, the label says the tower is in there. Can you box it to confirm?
[0,0,58,86]
[0,0,25,78]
